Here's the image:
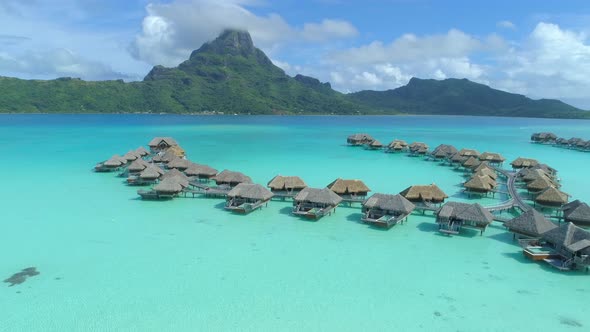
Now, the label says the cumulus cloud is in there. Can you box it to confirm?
[130,0,358,66]
[497,20,516,30]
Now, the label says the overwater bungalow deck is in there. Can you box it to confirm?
[225,183,274,214]
[361,193,415,228]
[435,202,494,235]
[292,188,343,220]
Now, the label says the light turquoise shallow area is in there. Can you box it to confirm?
[1,115,589,331]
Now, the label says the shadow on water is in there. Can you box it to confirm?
[488,232,520,247]
[345,212,363,224]
[279,206,294,217]
[416,221,438,233]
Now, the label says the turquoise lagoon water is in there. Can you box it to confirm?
[1,114,590,331]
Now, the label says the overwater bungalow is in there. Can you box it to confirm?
[429,144,458,161]
[534,187,569,208]
[361,193,415,228]
[366,140,384,150]
[472,162,493,173]
[462,156,481,170]
[504,209,557,240]
[449,153,467,166]
[327,178,371,201]
[161,168,190,184]
[122,150,141,162]
[347,133,374,146]
[510,157,539,169]
[267,175,307,196]
[213,170,253,188]
[567,137,583,148]
[540,222,590,271]
[292,188,343,220]
[526,176,558,193]
[385,139,408,153]
[474,168,497,181]
[408,142,429,156]
[148,137,178,153]
[531,132,557,144]
[562,200,590,227]
[166,157,192,171]
[152,150,179,164]
[94,155,127,172]
[399,184,448,205]
[574,139,588,150]
[225,183,274,214]
[555,137,569,146]
[185,163,218,181]
[464,175,496,197]
[127,159,150,175]
[479,152,505,166]
[521,168,553,183]
[128,165,165,186]
[135,146,150,157]
[436,202,494,235]
[137,177,186,200]
[458,148,480,157]
[530,163,558,177]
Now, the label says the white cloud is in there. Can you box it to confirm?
[497,20,516,30]
[130,0,358,67]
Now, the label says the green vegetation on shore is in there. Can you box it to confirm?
[0,29,587,119]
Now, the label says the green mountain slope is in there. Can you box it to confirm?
[0,30,367,115]
[0,29,587,118]
[347,77,589,118]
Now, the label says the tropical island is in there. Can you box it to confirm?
[0,29,588,119]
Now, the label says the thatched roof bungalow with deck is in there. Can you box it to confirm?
[511,157,539,169]
[225,183,274,214]
[292,188,343,220]
[327,178,371,198]
[562,200,590,227]
[408,142,429,156]
[400,184,448,204]
[366,140,384,150]
[534,187,569,208]
[504,209,557,239]
[541,222,590,270]
[458,148,480,157]
[531,132,557,143]
[213,170,253,187]
[436,202,494,235]
[95,155,127,172]
[135,146,150,157]
[430,144,458,160]
[166,157,192,171]
[347,133,374,146]
[267,175,307,194]
[127,159,150,174]
[526,176,558,192]
[148,137,178,153]
[122,150,141,162]
[385,139,408,153]
[464,175,497,196]
[462,156,482,169]
[361,193,415,228]
[479,152,505,165]
[185,163,218,180]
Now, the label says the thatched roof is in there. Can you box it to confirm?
[462,156,481,168]
[227,183,274,200]
[167,157,192,170]
[135,146,150,156]
[531,132,557,141]
[152,150,178,163]
[542,222,590,254]
[409,142,428,151]
[562,200,590,224]
[576,139,588,147]
[103,155,127,167]
[185,163,218,177]
[449,153,467,163]
[387,139,408,149]
[362,193,415,214]
[437,202,494,225]
[535,187,569,206]
[128,159,150,172]
[168,145,186,157]
[479,152,505,163]
[347,133,374,143]
[161,168,189,186]
[327,178,371,195]
[526,176,557,191]
[431,144,458,158]
[139,166,165,179]
[368,140,384,148]
[294,188,342,206]
[474,168,497,180]
[400,184,448,202]
[148,137,178,148]
[568,137,583,145]
[123,150,140,161]
[530,163,557,175]
[153,178,183,193]
[555,137,568,145]
[458,148,480,157]
[511,157,539,168]
[504,209,557,237]
[464,175,496,192]
[213,170,253,185]
[267,175,307,191]
[521,168,552,182]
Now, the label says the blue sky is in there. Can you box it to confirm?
[1,0,590,108]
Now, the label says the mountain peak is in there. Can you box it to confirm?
[191,29,255,59]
